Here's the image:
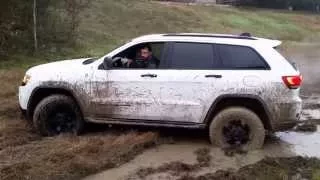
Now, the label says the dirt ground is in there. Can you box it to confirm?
[0,70,163,180]
[125,153,320,180]
[0,119,159,180]
[1,42,320,180]
[86,124,320,180]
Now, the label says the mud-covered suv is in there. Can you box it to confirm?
[19,33,302,150]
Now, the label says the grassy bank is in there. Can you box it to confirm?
[1,0,320,69]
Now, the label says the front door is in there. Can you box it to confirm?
[90,42,168,121]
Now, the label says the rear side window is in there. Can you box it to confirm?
[216,44,269,70]
[170,42,214,69]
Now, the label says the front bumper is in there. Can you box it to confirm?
[19,84,35,121]
[19,85,34,111]
[19,106,27,118]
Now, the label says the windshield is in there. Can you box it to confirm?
[101,40,133,59]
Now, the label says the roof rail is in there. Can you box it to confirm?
[240,32,252,37]
[163,33,256,40]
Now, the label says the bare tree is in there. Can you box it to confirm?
[64,0,90,35]
[33,0,38,52]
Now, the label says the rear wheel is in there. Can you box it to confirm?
[33,95,84,136]
[209,107,265,150]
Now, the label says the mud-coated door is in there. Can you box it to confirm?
[90,42,167,121]
[155,42,219,124]
[93,69,165,120]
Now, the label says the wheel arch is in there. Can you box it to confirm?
[204,94,273,131]
[26,86,84,121]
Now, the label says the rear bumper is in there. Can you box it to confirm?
[273,119,299,131]
[272,97,302,131]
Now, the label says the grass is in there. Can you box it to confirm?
[314,169,320,180]
[77,0,320,44]
[1,0,320,69]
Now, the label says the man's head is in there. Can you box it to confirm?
[139,44,152,60]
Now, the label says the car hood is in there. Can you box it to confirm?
[26,58,92,75]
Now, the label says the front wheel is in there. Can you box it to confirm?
[209,107,265,151]
[33,95,84,136]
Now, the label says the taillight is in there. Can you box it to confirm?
[282,75,303,89]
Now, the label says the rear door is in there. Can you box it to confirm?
[157,42,220,124]
[214,44,271,98]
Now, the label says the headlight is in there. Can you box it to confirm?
[21,74,31,86]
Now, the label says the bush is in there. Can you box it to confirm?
[0,0,90,58]
[0,1,33,57]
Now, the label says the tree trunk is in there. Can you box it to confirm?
[33,0,38,52]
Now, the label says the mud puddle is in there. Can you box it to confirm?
[86,131,320,180]
[277,127,320,157]
[277,97,320,158]
[85,97,320,180]
[85,136,295,180]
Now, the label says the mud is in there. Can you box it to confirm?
[86,103,320,180]
[177,157,320,180]
[194,147,211,167]
[132,147,211,179]
[295,122,317,132]
[87,131,320,180]
[0,118,160,180]
[303,103,320,110]
[85,133,295,180]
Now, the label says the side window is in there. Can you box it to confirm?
[216,44,269,70]
[150,43,164,61]
[170,42,214,69]
[110,42,165,69]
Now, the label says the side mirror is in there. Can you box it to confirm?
[103,57,113,69]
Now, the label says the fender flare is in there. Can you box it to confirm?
[203,94,273,130]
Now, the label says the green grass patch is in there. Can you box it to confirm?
[2,0,320,69]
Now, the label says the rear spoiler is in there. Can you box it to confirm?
[239,33,282,47]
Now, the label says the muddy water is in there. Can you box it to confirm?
[86,129,315,180]
[86,102,320,180]
[277,96,320,158]
[86,123,320,180]
[278,127,320,157]
[85,138,294,180]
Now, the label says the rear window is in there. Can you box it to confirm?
[216,44,269,70]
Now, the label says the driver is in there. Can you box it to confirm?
[123,44,160,69]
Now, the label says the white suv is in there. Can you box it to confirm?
[19,33,302,150]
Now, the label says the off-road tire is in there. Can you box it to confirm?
[209,107,265,150]
[33,94,84,136]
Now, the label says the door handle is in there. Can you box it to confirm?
[205,75,222,78]
[141,74,157,78]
